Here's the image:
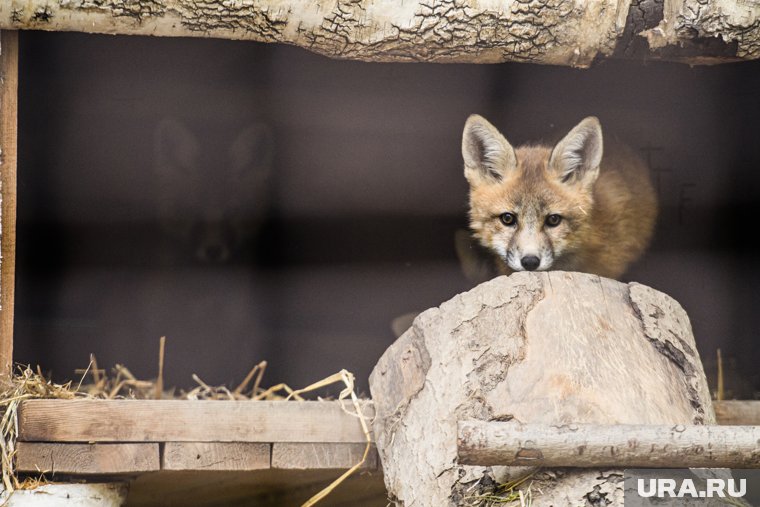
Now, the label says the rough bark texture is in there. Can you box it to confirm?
[642,0,760,63]
[458,421,760,468]
[0,0,623,66]
[369,272,714,506]
[1,0,758,65]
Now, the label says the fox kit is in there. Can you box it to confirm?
[462,115,657,280]
[154,118,272,264]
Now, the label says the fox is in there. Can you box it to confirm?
[154,118,273,264]
[461,115,657,280]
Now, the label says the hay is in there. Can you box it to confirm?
[462,471,536,507]
[0,365,83,503]
[0,338,371,507]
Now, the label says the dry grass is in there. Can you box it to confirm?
[0,338,370,507]
[462,471,536,507]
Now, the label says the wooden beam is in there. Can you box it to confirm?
[16,442,160,474]
[163,442,270,471]
[714,400,760,425]
[458,420,760,468]
[18,400,373,443]
[0,30,18,381]
[272,443,378,470]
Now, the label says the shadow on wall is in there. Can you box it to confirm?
[14,31,760,397]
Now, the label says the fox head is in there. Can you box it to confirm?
[154,118,273,263]
[462,115,603,273]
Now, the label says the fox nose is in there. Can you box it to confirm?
[521,255,540,271]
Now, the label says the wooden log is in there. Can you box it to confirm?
[5,484,128,506]
[15,442,160,474]
[18,400,373,443]
[163,442,270,471]
[714,400,760,425]
[272,443,378,470]
[0,30,18,381]
[370,272,715,506]
[0,1,756,65]
[458,420,760,468]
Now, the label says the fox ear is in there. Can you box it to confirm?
[462,114,517,186]
[549,117,603,188]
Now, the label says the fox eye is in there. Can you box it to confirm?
[499,212,517,226]
[545,214,562,227]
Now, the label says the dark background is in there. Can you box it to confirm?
[14,32,760,397]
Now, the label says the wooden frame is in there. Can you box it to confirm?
[0,30,17,380]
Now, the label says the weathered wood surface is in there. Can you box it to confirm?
[458,420,760,468]
[6,484,128,507]
[163,442,270,471]
[15,442,160,474]
[0,1,757,65]
[0,30,18,380]
[18,400,373,443]
[714,400,760,425]
[370,272,714,506]
[272,443,378,470]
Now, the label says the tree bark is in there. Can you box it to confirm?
[1,0,757,65]
[369,272,715,506]
[458,421,760,468]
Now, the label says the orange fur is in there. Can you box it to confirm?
[464,116,657,280]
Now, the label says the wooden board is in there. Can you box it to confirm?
[16,442,159,474]
[18,400,373,443]
[0,30,18,379]
[272,443,377,470]
[163,442,270,471]
[714,400,760,425]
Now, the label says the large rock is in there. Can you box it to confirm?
[369,272,713,506]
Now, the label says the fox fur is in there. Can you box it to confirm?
[462,115,657,280]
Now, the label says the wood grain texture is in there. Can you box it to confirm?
[18,400,373,443]
[370,272,716,505]
[714,400,760,425]
[163,442,270,471]
[272,443,377,470]
[458,420,760,468]
[0,30,18,380]
[16,442,159,474]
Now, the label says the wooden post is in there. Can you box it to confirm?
[0,30,18,381]
[458,420,760,468]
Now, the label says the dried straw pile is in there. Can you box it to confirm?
[0,338,371,507]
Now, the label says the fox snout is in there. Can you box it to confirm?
[502,227,555,272]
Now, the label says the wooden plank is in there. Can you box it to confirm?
[18,400,373,443]
[0,30,18,380]
[163,442,270,471]
[714,400,760,425]
[16,442,160,474]
[272,443,378,470]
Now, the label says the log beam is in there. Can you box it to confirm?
[458,420,760,468]
[0,1,758,65]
